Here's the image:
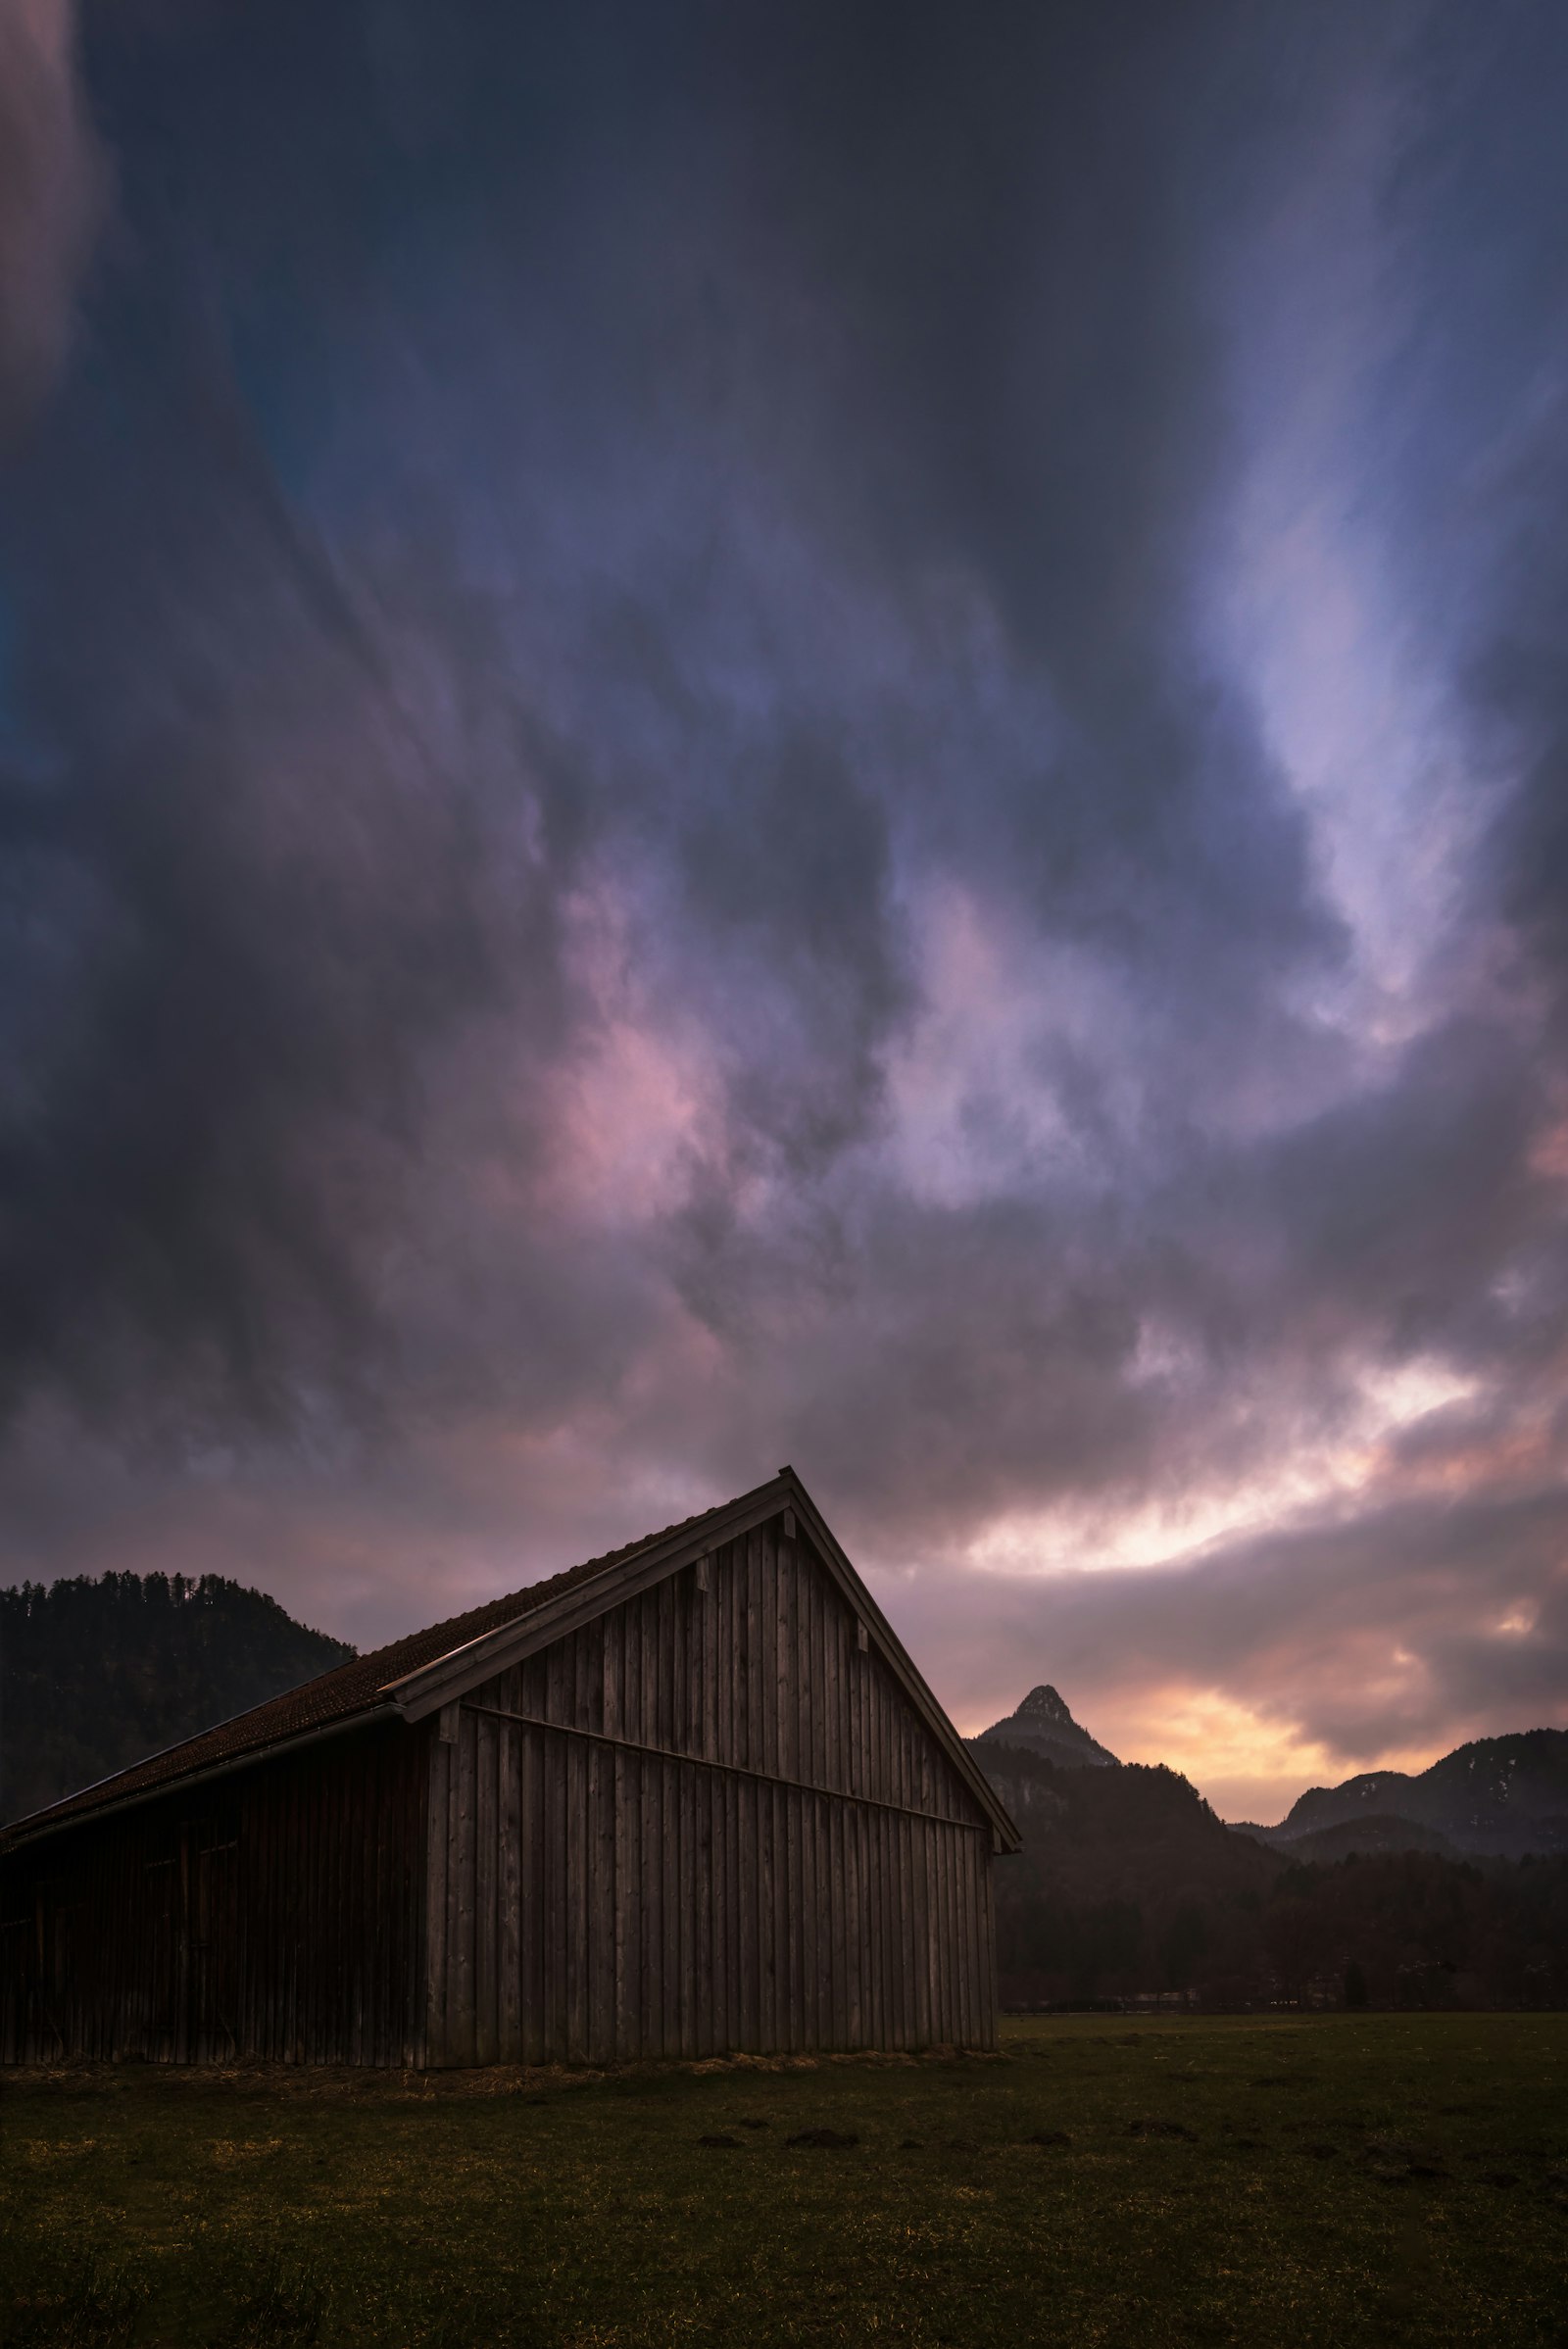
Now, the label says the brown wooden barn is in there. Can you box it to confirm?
[1,1469,1018,2068]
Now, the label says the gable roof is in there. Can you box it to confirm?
[2,1469,1019,1853]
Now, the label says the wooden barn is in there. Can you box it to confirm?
[1,1469,1018,2068]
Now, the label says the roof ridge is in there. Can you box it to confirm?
[1,1479,781,1847]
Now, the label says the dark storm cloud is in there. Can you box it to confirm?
[2,0,1309,1409]
[1,0,1565,1790]
[1349,4,1568,1050]
[692,1,1338,1004]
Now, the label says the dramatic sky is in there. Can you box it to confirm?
[3,1,1567,1821]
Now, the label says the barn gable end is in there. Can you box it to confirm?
[423,1504,1000,2063]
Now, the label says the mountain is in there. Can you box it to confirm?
[968,1690,1568,2008]
[1,1572,356,1826]
[1239,1731,1568,1859]
[974,1739,1274,1907]
[972,1684,1119,1769]
[971,1736,1568,2010]
[1256,1813,1461,1863]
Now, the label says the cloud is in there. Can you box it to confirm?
[884,1457,1568,1820]
[1,1,1567,1810]
[0,0,102,433]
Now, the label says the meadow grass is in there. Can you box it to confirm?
[2,2013,1565,2348]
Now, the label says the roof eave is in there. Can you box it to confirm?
[784,1473,1023,1853]
[383,1474,794,1721]
[0,1702,405,1858]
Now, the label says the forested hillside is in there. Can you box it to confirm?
[1,1573,355,1825]
[979,1740,1278,2004]
[978,1739,1568,2010]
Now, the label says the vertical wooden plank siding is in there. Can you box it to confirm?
[404,1508,1001,2073]
[1,1718,428,2067]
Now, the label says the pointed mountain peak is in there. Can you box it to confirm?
[973,1684,1119,1768]
[1016,1685,1077,1727]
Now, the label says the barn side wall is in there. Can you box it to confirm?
[426,1521,998,2065]
[0,1718,427,2066]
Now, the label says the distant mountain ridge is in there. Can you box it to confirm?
[1263,1814,1462,1863]
[1,1572,356,1826]
[1234,1730,1568,1859]
[972,1685,1566,1863]
[972,1684,1119,1769]
[967,1697,1568,2008]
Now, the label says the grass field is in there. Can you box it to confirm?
[2,2014,1565,2348]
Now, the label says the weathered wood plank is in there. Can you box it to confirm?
[700,1550,716,1765]
[528,1719,547,2063]
[612,1748,631,2061]
[498,1716,521,2062]
[810,1790,827,2048]
[945,1820,961,2043]
[453,1708,476,2066]
[565,1728,588,2063]
[662,1747,681,2058]
[784,1782,801,2053]
[677,1750,695,2057]
[587,1734,612,2060]
[474,1712,497,2066]
[981,1846,998,2048]
[762,1525,778,1783]
[905,1818,920,2049]
[825,1800,843,2049]
[719,1765,736,2054]
[546,1716,567,2062]
[635,1715,654,2056]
